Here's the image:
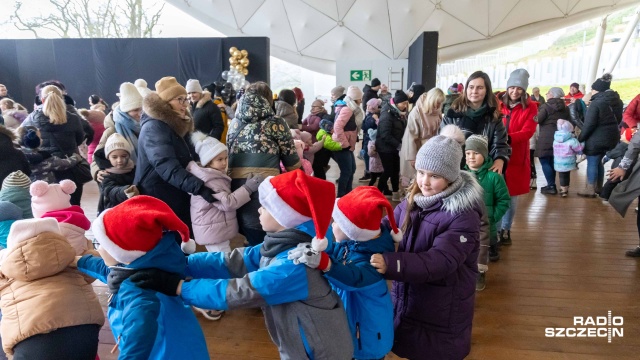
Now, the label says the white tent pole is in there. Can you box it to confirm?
[586,16,607,90]
[606,7,640,74]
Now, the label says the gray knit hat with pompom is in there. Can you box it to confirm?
[415,125,464,183]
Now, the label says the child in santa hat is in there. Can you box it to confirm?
[370,126,484,360]
[74,196,208,360]
[288,186,401,360]
[131,170,354,360]
[0,218,104,359]
[93,133,139,213]
[30,179,97,257]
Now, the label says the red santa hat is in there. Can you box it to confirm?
[258,170,335,251]
[332,186,403,242]
[91,195,193,264]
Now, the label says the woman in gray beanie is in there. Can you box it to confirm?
[496,68,538,245]
[371,125,483,360]
[535,87,570,195]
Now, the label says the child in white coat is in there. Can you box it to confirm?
[187,132,264,319]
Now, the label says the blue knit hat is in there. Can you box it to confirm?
[22,129,41,149]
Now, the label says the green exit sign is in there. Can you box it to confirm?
[350,70,371,81]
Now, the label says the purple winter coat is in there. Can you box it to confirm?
[382,171,483,360]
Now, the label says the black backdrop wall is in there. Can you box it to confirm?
[0,37,270,110]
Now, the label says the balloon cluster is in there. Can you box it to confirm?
[222,47,250,90]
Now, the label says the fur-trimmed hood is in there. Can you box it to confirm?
[195,91,213,109]
[143,92,193,137]
[441,171,484,214]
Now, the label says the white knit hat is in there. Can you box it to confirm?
[186,79,203,93]
[346,85,363,101]
[118,82,143,112]
[191,132,227,167]
[134,79,152,98]
[8,218,61,249]
[134,79,147,88]
[105,133,134,157]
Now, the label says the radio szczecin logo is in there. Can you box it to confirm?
[545,311,623,343]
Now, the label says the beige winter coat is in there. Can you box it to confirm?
[400,95,442,181]
[0,232,104,355]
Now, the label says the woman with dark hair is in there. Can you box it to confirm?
[227,81,300,245]
[293,87,305,124]
[495,69,538,245]
[88,94,109,114]
[441,71,510,172]
[275,89,299,130]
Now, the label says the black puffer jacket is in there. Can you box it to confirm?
[31,105,85,156]
[441,105,511,163]
[377,103,406,154]
[362,84,379,112]
[191,91,224,141]
[0,126,31,189]
[578,90,623,156]
[535,98,570,158]
[94,147,135,213]
[135,93,205,227]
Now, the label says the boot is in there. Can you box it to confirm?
[625,246,640,257]
[476,272,486,291]
[577,184,597,198]
[530,178,537,190]
[595,177,604,195]
[489,245,500,262]
[560,186,569,198]
[499,229,512,246]
[540,184,557,195]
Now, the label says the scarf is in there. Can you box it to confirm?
[113,107,140,163]
[260,228,312,258]
[413,174,464,210]
[465,103,488,119]
[106,159,135,175]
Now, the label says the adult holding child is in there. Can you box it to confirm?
[135,76,218,230]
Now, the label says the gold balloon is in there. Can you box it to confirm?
[229,57,238,66]
[240,49,248,57]
[233,50,242,59]
[235,64,243,72]
[240,58,249,67]
[242,68,249,76]
[229,47,238,55]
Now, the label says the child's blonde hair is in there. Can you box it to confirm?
[41,85,67,125]
[421,87,445,115]
[0,98,14,110]
[401,181,422,233]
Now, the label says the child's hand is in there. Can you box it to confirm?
[69,256,82,268]
[320,135,327,143]
[370,254,387,274]
[124,185,139,198]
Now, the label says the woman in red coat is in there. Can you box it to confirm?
[496,69,538,245]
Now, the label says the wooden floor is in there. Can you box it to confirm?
[81,155,640,360]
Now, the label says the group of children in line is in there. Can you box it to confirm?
[0,122,493,359]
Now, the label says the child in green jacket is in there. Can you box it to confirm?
[317,119,343,151]
[464,135,510,286]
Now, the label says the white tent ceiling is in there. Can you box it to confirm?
[166,0,638,75]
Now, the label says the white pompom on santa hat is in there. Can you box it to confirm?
[258,169,335,251]
[91,195,194,264]
[332,186,403,242]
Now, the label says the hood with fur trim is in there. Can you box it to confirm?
[143,92,193,137]
[441,171,484,214]
[195,91,213,109]
[0,125,16,143]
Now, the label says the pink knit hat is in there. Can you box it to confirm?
[30,180,76,218]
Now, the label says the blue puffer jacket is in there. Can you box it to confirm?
[77,232,209,360]
[180,220,353,360]
[324,228,395,359]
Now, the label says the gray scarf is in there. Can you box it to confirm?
[414,174,464,209]
[260,228,312,258]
